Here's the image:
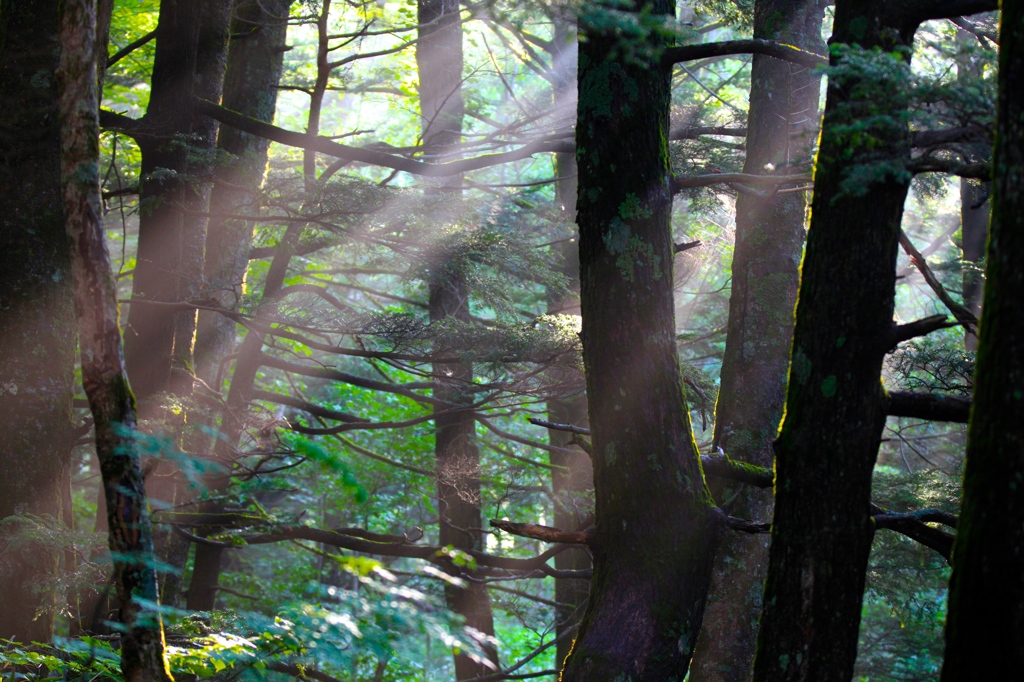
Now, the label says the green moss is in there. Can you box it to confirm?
[615,235,662,282]
[821,375,837,397]
[792,346,812,385]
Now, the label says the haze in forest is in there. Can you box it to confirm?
[1,1,1021,682]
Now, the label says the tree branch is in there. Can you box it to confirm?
[871,504,956,563]
[195,98,567,178]
[888,314,959,349]
[907,157,992,180]
[106,30,156,67]
[885,390,972,423]
[906,0,999,24]
[900,230,980,336]
[489,519,592,545]
[673,172,811,192]
[661,39,826,70]
[529,418,775,487]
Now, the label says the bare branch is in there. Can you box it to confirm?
[889,314,959,349]
[885,390,972,423]
[489,519,592,545]
[661,39,826,70]
[900,230,980,336]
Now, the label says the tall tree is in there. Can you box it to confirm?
[195,0,295,385]
[0,0,77,643]
[417,0,499,676]
[123,0,232,403]
[942,2,1024,676]
[57,1,172,679]
[690,3,827,680]
[751,2,996,680]
[560,0,721,678]
[956,26,991,351]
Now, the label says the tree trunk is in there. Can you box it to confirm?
[417,0,499,676]
[185,0,325,612]
[180,0,292,612]
[123,0,231,403]
[57,1,171,679]
[195,0,294,386]
[560,1,721,678]
[0,0,77,643]
[545,19,593,673]
[749,2,995,679]
[690,3,826,681]
[942,4,1024,677]
[957,26,990,352]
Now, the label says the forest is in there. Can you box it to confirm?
[0,0,1021,680]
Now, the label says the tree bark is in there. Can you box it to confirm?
[57,1,172,679]
[123,0,231,403]
[956,27,990,351]
[749,2,988,679]
[690,3,826,681]
[166,2,295,608]
[0,0,77,643]
[185,0,327,613]
[195,0,294,386]
[417,0,499,676]
[942,3,1024,677]
[560,1,721,678]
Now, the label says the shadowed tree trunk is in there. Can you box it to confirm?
[751,2,996,680]
[960,175,988,351]
[560,1,721,678]
[690,3,826,680]
[417,0,498,676]
[117,0,232,612]
[942,3,1024,676]
[58,1,171,679]
[123,0,232,404]
[0,0,77,643]
[168,0,296,608]
[185,0,363,614]
[957,26,990,351]
[195,0,294,386]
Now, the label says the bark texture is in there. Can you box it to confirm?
[749,1,989,679]
[195,0,293,385]
[187,0,322,613]
[57,1,172,679]
[957,27,991,352]
[123,0,232,402]
[0,0,76,643]
[560,1,721,678]
[690,4,826,681]
[942,3,1024,677]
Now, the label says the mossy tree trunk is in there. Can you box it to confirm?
[751,1,995,680]
[560,1,721,678]
[417,0,499,676]
[0,0,77,643]
[942,3,1024,676]
[690,3,826,681]
[57,1,172,679]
